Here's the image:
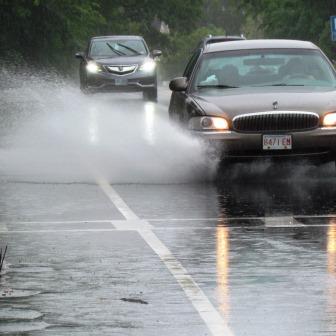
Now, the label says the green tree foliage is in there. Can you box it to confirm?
[239,0,336,57]
[0,0,239,76]
[0,0,105,68]
[202,0,244,35]
[0,0,211,74]
[161,25,225,77]
[2,0,335,76]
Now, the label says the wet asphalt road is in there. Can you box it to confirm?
[0,81,336,335]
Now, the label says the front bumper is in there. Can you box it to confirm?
[193,127,336,163]
[86,70,156,92]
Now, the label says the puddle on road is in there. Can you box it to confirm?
[0,321,49,334]
[0,70,214,184]
[0,288,41,298]
[0,307,43,320]
[120,297,149,305]
[7,264,54,274]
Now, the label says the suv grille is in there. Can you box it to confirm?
[232,112,319,132]
[106,65,137,75]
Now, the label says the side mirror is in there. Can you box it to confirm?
[75,52,84,59]
[169,77,188,92]
[152,49,162,58]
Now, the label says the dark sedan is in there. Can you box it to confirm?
[169,39,336,164]
[76,35,161,101]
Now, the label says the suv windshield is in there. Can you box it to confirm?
[90,39,148,58]
[194,49,336,90]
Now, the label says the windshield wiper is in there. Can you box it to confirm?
[106,42,126,56]
[116,43,141,55]
[255,83,305,87]
[197,84,239,89]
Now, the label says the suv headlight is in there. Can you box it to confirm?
[86,61,102,73]
[189,116,229,131]
[140,60,156,73]
[323,112,336,127]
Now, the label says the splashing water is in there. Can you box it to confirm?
[0,71,215,184]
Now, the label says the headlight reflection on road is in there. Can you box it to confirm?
[327,220,336,274]
[216,224,230,316]
[144,102,156,145]
[327,220,336,332]
[88,108,99,145]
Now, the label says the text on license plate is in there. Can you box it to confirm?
[263,135,292,150]
[115,78,127,86]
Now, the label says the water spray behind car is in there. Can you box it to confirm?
[0,68,214,184]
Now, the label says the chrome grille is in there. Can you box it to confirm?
[232,112,319,132]
[106,65,137,75]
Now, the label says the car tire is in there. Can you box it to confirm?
[143,87,158,102]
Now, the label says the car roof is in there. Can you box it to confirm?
[204,39,318,53]
[91,35,144,40]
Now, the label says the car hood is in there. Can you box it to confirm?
[191,86,336,120]
[92,55,148,65]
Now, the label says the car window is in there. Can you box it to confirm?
[90,39,148,58]
[183,48,202,79]
[193,49,336,89]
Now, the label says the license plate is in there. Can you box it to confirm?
[115,78,127,86]
[263,135,292,150]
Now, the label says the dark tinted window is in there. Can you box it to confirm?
[194,48,336,89]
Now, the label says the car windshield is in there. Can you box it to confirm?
[90,39,148,58]
[194,48,336,90]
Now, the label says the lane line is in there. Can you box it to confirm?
[97,177,234,336]
[1,215,335,225]
[139,228,234,336]
[263,238,308,252]
[0,229,117,234]
[147,217,261,221]
[0,222,8,231]
[264,216,305,228]
[0,223,334,234]
[97,179,138,220]
[112,219,153,230]
[4,220,114,225]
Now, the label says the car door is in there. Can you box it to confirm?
[169,48,202,124]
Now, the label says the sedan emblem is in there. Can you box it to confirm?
[273,101,279,110]
[118,66,124,72]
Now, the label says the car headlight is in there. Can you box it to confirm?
[86,61,101,73]
[140,60,156,73]
[188,116,229,131]
[323,112,336,127]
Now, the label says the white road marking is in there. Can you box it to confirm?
[147,217,261,221]
[0,223,334,234]
[0,229,117,234]
[112,219,153,230]
[263,238,308,252]
[264,216,305,227]
[97,179,138,220]
[0,222,8,231]
[6,220,113,225]
[97,177,234,336]
[1,215,335,225]
[140,227,234,336]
